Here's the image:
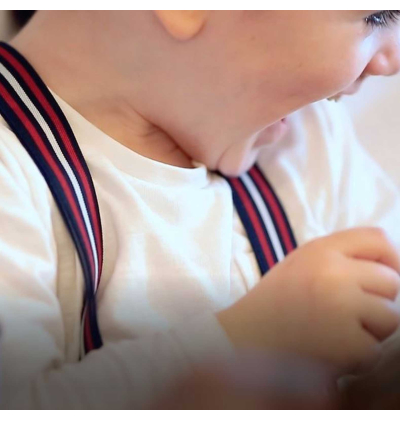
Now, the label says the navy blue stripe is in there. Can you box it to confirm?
[0,105,92,294]
[85,296,103,352]
[0,42,103,262]
[236,176,279,269]
[226,177,278,275]
[0,73,94,285]
[247,167,288,254]
[0,75,102,349]
[253,164,297,252]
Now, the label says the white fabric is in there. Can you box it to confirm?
[0,92,399,409]
[343,74,400,188]
[0,62,100,284]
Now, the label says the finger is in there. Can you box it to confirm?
[347,325,382,374]
[359,296,400,342]
[353,260,400,301]
[325,227,400,273]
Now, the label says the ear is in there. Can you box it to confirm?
[154,11,209,41]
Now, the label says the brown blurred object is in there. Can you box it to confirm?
[0,11,35,40]
[341,333,400,409]
[0,11,17,39]
[11,10,36,28]
[153,351,339,410]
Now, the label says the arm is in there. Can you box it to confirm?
[0,131,234,409]
[258,100,400,405]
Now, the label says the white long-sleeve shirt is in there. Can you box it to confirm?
[0,92,399,409]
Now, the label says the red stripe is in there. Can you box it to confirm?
[0,46,103,280]
[231,178,276,268]
[249,167,295,253]
[0,82,96,280]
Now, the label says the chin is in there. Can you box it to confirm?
[217,150,259,178]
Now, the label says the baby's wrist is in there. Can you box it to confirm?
[216,306,247,349]
[216,304,267,351]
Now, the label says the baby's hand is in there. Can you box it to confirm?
[217,228,400,374]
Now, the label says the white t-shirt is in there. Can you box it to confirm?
[0,91,399,409]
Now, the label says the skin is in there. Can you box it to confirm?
[9,11,400,176]
[7,11,400,408]
[217,228,400,374]
[341,333,400,408]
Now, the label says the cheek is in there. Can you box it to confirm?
[290,50,365,103]
[240,53,364,129]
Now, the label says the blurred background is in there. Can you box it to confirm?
[343,75,400,187]
[1,10,399,187]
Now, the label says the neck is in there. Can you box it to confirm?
[9,11,195,169]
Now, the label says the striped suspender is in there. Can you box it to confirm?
[0,41,103,355]
[223,165,297,275]
[0,41,297,356]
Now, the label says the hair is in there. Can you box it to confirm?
[12,11,36,29]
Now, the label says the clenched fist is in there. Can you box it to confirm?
[218,228,400,374]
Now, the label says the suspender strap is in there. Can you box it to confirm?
[0,41,297,355]
[0,41,104,354]
[223,164,297,275]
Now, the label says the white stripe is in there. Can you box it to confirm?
[0,63,99,286]
[241,173,285,262]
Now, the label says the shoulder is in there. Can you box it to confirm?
[0,115,55,229]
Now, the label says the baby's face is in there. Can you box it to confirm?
[164,11,400,176]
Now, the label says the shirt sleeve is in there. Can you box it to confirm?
[0,127,235,410]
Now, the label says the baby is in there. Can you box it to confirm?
[0,10,400,409]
